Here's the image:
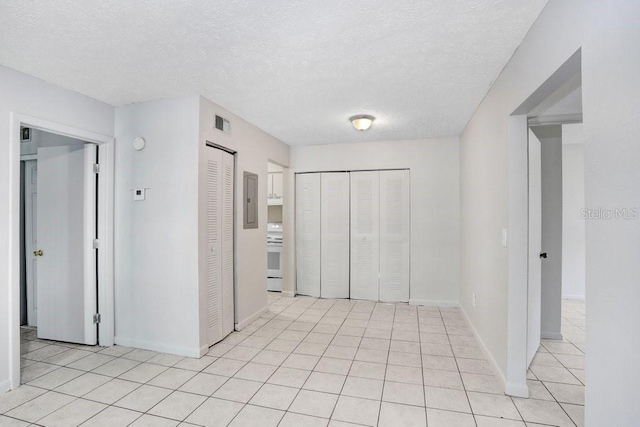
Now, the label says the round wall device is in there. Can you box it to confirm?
[133,137,146,151]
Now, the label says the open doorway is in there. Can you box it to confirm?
[9,114,115,390]
[506,48,585,424]
[19,128,100,383]
[266,162,284,293]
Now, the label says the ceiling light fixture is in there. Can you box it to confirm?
[350,114,375,131]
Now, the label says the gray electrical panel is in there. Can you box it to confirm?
[243,172,258,229]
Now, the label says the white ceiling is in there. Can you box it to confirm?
[0,0,548,146]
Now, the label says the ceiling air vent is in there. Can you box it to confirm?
[215,115,231,134]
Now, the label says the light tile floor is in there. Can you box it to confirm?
[1,295,586,426]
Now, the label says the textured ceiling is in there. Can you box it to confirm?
[0,0,548,145]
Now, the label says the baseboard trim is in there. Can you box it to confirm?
[199,345,209,358]
[562,295,585,301]
[282,291,295,298]
[505,382,529,398]
[235,305,269,331]
[114,336,201,358]
[0,379,11,393]
[409,299,459,307]
[459,306,512,395]
[541,331,563,341]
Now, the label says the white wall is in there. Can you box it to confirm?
[561,124,585,300]
[459,0,583,382]
[291,138,460,304]
[198,96,290,338]
[583,1,640,424]
[20,129,85,156]
[0,65,114,391]
[114,94,290,358]
[114,96,202,356]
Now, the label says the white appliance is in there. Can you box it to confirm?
[267,223,283,291]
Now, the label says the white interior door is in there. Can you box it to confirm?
[295,173,321,297]
[379,170,410,302]
[221,151,235,336]
[24,160,38,327]
[321,172,350,298]
[37,144,97,345]
[350,171,380,301]
[527,129,542,366]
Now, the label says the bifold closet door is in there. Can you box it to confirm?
[296,173,321,297]
[221,151,235,336]
[321,172,350,298]
[350,171,380,301]
[379,170,410,302]
[206,147,235,346]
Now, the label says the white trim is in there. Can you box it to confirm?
[459,306,522,397]
[8,113,115,390]
[505,382,530,397]
[562,294,585,301]
[199,345,209,358]
[541,332,563,340]
[114,336,202,358]
[506,114,530,397]
[235,305,269,330]
[19,154,37,161]
[0,379,10,394]
[282,291,295,298]
[409,299,459,307]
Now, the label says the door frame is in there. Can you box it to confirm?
[505,49,582,397]
[8,113,115,390]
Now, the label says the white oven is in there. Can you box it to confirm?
[267,223,283,291]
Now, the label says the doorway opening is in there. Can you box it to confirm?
[506,48,585,420]
[266,161,284,293]
[9,114,115,390]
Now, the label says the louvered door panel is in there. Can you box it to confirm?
[320,172,350,298]
[295,173,321,297]
[350,171,379,301]
[206,150,223,346]
[379,170,410,302]
[221,152,235,336]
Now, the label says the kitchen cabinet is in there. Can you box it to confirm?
[268,172,283,204]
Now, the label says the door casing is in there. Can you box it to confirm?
[8,113,115,390]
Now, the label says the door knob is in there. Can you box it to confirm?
[34,249,43,257]
[539,252,547,259]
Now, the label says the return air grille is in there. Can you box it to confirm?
[215,115,231,134]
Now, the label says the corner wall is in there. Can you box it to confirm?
[291,137,460,304]
[0,65,114,391]
[583,1,640,424]
[459,0,583,381]
[114,96,202,356]
[198,96,290,341]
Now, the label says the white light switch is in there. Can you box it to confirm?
[134,188,146,201]
[502,228,508,247]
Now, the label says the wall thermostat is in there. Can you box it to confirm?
[133,188,146,201]
[133,137,146,151]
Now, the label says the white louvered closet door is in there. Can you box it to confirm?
[320,172,350,299]
[221,151,235,336]
[379,170,410,302]
[295,173,321,297]
[206,149,223,346]
[206,147,235,346]
[350,171,380,301]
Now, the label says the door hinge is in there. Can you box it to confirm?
[93,313,101,324]
[93,239,100,249]
[93,163,100,174]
